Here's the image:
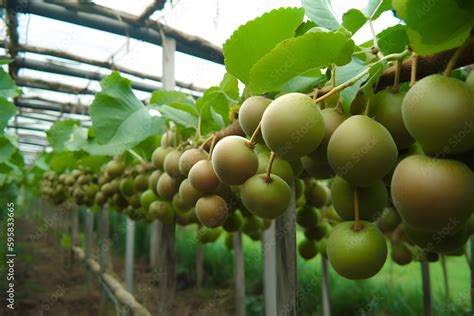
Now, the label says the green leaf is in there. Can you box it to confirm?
[335,58,369,112]
[301,0,340,30]
[0,98,16,133]
[50,151,77,173]
[223,7,305,84]
[133,135,161,161]
[64,125,88,151]
[196,87,230,135]
[90,72,165,150]
[77,154,109,173]
[342,9,367,34]
[393,0,474,55]
[279,68,325,93]
[219,73,239,100]
[153,104,199,129]
[0,135,16,163]
[295,21,318,36]
[150,90,195,106]
[377,25,409,55]
[0,68,19,98]
[363,0,392,19]
[249,32,355,94]
[46,119,80,151]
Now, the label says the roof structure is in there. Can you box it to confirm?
[0,0,227,164]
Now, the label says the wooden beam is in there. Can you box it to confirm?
[15,57,160,93]
[138,0,166,21]
[10,0,224,64]
[16,76,96,95]
[12,44,204,93]
[16,98,90,115]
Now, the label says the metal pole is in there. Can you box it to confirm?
[233,231,245,316]
[125,218,135,294]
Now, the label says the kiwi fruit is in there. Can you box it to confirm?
[119,177,135,196]
[296,206,320,229]
[298,238,318,260]
[304,222,330,241]
[152,147,172,170]
[224,233,234,250]
[198,227,222,244]
[195,195,229,228]
[163,150,184,180]
[261,93,325,160]
[304,179,330,208]
[402,74,474,155]
[301,156,334,180]
[403,223,469,254]
[369,89,415,150]
[223,211,243,232]
[349,92,367,115]
[376,207,401,233]
[148,170,162,196]
[257,151,294,185]
[391,155,474,232]
[179,148,207,176]
[134,174,149,192]
[140,189,159,210]
[327,221,387,280]
[331,176,388,222]
[309,108,349,163]
[239,96,272,143]
[211,136,258,185]
[391,242,412,265]
[189,160,221,193]
[327,115,398,187]
[128,193,141,208]
[179,179,204,207]
[241,174,291,220]
[172,193,190,214]
[156,173,179,201]
[466,70,474,94]
[95,192,107,206]
[149,201,175,224]
[106,160,124,179]
[161,130,176,147]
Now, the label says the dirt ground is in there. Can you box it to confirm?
[3,218,234,315]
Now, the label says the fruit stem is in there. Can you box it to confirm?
[353,188,363,231]
[314,49,411,105]
[248,121,262,147]
[391,59,402,93]
[208,135,217,160]
[409,53,418,87]
[265,151,276,183]
[127,149,145,163]
[443,37,473,77]
[199,134,214,150]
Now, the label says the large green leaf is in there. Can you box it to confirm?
[46,119,80,151]
[0,68,19,98]
[219,73,239,100]
[0,98,16,132]
[77,154,109,173]
[249,32,355,94]
[377,25,409,55]
[50,151,78,173]
[279,68,325,93]
[393,0,474,55]
[150,90,195,106]
[90,72,165,150]
[342,9,367,34]
[223,7,304,84]
[152,104,199,129]
[301,0,340,30]
[0,135,16,163]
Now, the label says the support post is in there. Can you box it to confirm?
[471,236,474,313]
[99,204,112,272]
[70,206,79,268]
[125,218,135,294]
[274,184,297,315]
[321,255,331,316]
[157,35,176,316]
[196,241,204,289]
[150,220,160,270]
[233,231,245,316]
[263,222,277,316]
[421,260,432,316]
[85,208,94,290]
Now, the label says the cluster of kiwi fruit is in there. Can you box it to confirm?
[40,67,474,280]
